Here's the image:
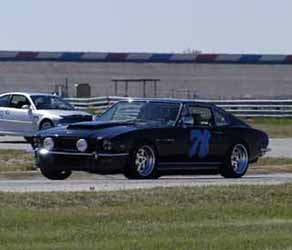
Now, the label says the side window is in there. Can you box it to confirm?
[0,95,10,107]
[9,95,31,109]
[185,105,213,127]
[214,109,229,127]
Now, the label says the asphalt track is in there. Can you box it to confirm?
[0,172,291,192]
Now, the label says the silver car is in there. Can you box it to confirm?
[0,92,92,139]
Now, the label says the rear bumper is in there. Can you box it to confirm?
[259,147,271,157]
[250,147,271,163]
[34,149,129,174]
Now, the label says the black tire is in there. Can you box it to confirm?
[40,120,54,130]
[124,143,158,179]
[40,166,72,180]
[220,143,249,178]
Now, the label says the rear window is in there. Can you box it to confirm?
[9,95,31,109]
[214,108,230,126]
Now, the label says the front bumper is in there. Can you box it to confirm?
[34,148,129,174]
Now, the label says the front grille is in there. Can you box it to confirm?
[56,137,78,151]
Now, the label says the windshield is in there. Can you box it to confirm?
[31,95,74,110]
[98,101,181,127]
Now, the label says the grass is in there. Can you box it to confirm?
[256,157,292,165]
[249,157,292,174]
[244,117,292,138]
[0,150,34,172]
[0,185,292,249]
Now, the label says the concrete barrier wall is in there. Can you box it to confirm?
[0,61,292,99]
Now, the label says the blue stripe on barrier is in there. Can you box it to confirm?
[60,52,84,61]
[149,54,173,62]
[239,55,262,63]
[0,51,292,64]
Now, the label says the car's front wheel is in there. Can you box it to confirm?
[125,144,158,179]
[40,166,72,180]
[220,144,249,178]
[40,120,54,130]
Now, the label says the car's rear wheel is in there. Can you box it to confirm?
[40,166,72,180]
[40,120,54,130]
[220,144,249,178]
[125,144,158,179]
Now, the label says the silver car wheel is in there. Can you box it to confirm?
[40,121,53,130]
[135,145,156,177]
[230,144,249,175]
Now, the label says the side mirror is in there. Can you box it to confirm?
[21,104,31,110]
[181,116,194,127]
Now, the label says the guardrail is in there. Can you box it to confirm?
[65,96,292,117]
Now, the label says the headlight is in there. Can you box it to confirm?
[102,139,112,151]
[43,137,54,151]
[76,139,88,152]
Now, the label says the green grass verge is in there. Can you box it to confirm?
[256,157,292,166]
[244,117,292,138]
[249,157,292,174]
[1,185,292,249]
[0,150,34,172]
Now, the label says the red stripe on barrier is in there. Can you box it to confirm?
[16,52,39,59]
[285,55,292,62]
[196,54,218,62]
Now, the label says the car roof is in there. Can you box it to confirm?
[117,97,216,107]
[0,92,57,97]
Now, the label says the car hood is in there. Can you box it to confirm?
[37,121,141,138]
[34,109,91,117]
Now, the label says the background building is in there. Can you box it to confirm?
[1,51,292,99]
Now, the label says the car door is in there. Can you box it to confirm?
[165,103,230,169]
[181,104,217,164]
[156,103,215,169]
[6,94,35,135]
[0,94,12,133]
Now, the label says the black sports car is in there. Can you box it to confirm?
[33,99,270,180]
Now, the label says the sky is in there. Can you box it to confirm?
[1,0,292,54]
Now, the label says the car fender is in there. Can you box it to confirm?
[112,129,159,156]
[36,114,60,130]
